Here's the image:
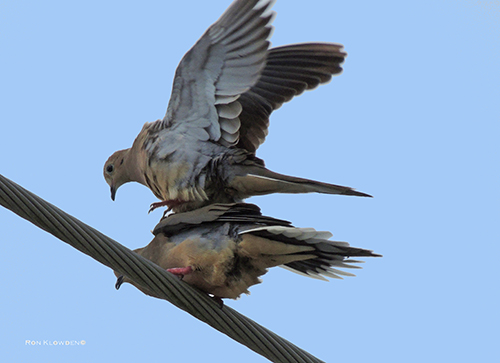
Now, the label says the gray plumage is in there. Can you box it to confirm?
[104,0,371,213]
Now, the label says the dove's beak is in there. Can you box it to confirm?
[110,185,116,201]
[115,275,124,290]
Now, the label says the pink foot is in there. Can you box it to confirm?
[149,199,186,214]
[167,266,193,279]
[149,201,170,213]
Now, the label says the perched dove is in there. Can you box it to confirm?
[115,203,380,300]
[104,0,371,213]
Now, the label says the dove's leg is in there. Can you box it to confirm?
[149,199,185,213]
[149,201,171,213]
[167,266,193,278]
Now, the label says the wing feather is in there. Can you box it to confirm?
[161,0,276,149]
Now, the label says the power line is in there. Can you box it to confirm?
[0,173,324,363]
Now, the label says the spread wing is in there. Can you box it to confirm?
[161,0,347,153]
[161,0,276,146]
[236,43,346,152]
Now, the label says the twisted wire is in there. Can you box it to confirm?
[0,173,324,363]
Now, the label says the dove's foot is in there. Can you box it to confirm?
[211,295,224,308]
[115,275,124,290]
[149,201,171,213]
[149,199,185,214]
[167,266,193,279]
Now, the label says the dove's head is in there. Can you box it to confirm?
[104,149,131,201]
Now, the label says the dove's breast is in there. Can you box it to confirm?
[143,131,213,204]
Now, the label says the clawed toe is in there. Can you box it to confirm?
[211,295,224,308]
[149,201,170,214]
[115,275,124,290]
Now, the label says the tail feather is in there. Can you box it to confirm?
[240,225,381,280]
[231,166,372,198]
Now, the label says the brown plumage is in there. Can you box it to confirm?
[114,203,381,300]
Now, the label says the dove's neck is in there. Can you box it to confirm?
[123,148,147,186]
[124,123,151,186]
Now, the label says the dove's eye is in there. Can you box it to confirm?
[106,165,114,173]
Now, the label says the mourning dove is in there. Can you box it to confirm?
[115,203,380,300]
[104,0,371,213]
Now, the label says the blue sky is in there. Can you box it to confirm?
[1,0,499,362]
